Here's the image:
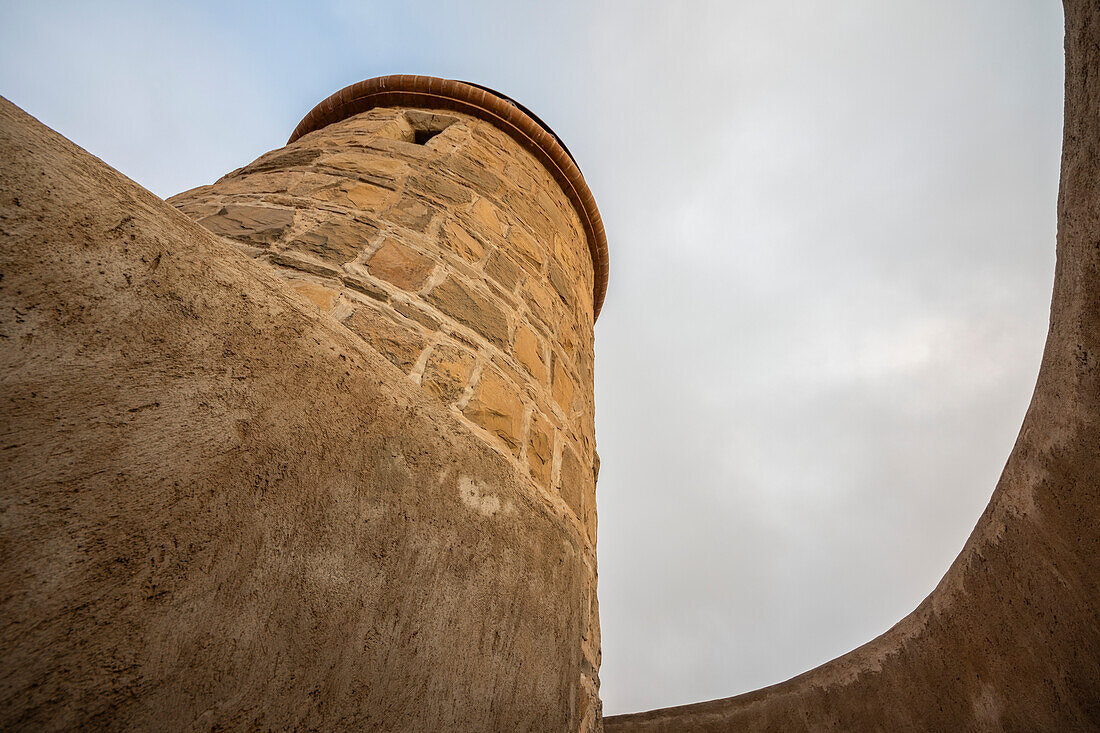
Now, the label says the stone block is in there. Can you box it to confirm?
[548,260,575,306]
[404,110,461,137]
[553,357,576,414]
[393,299,441,331]
[383,196,435,231]
[508,227,545,276]
[367,239,435,291]
[463,368,524,454]
[513,324,547,384]
[439,218,485,263]
[503,187,554,238]
[426,277,510,348]
[484,249,522,291]
[408,171,472,205]
[365,135,435,164]
[446,154,503,194]
[421,343,477,404]
[288,280,338,312]
[196,204,294,246]
[468,197,507,239]
[240,147,321,174]
[582,588,601,669]
[558,443,587,520]
[584,485,598,546]
[342,307,427,373]
[216,170,343,198]
[553,231,582,271]
[340,273,388,302]
[270,252,340,278]
[526,414,553,488]
[522,278,558,327]
[318,151,409,182]
[315,180,394,211]
[557,316,579,361]
[286,218,377,265]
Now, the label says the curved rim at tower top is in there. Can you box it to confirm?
[288,75,609,320]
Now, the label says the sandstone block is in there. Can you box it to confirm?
[241,146,322,174]
[216,170,344,198]
[447,154,503,194]
[439,218,485,263]
[421,344,477,404]
[408,172,472,205]
[523,278,558,328]
[557,316,579,361]
[584,487,598,546]
[287,218,377,265]
[196,204,294,246]
[508,227,545,276]
[404,110,461,136]
[393,299,441,331]
[319,151,409,182]
[270,252,340,278]
[558,443,587,521]
[365,135,435,164]
[469,197,507,239]
[340,273,388,302]
[513,324,547,384]
[553,357,576,414]
[504,188,554,238]
[548,260,575,306]
[289,280,338,312]
[484,249,522,291]
[367,239,435,291]
[526,413,553,488]
[536,185,572,233]
[584,588,601,664]
[426,277,509,348]
[553,231,582,271]
[463,368,524,454]
[383,196,435,231]
[342,307,427,373]
[315,180,394,210]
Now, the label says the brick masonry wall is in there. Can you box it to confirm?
[169,106,602,729]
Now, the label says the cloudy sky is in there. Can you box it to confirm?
[1,0,1066,715]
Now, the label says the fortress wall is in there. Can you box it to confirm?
[169,104,602,723]
[0,93,599,731]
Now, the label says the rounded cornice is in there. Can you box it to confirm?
[288,75,608,319]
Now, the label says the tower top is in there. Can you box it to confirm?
[289,75,609,318]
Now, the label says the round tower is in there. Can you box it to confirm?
[170,75,608,729]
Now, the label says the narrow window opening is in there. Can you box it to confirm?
[404,111,459,147]
[414,128,442,145]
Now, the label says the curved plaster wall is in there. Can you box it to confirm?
[606,2,1100,730]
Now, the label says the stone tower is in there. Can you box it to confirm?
[0,77,607,731]
[169,76,609,726]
